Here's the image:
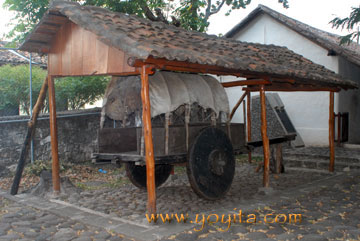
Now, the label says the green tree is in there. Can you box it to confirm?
[55,76,110,110]
[3,0,289,42]
[330,6,360,45]
[0,64,46,115]
[0,64,109,115]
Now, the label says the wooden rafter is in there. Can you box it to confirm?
[130,57,264,78]
[222,79,271,88]
[244,83,341,92]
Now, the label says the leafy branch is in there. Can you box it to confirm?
[330,6,360,45]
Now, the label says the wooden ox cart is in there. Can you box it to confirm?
[92,71,247,200]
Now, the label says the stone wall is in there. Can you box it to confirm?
[0,108,101,166]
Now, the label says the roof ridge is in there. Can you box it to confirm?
[257,4,342,38]
[225,4,360,67]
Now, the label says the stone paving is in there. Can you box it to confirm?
[161,171,360,241]
[283,146,360,160]
[0,147,359,240]
[58,162,331,222]
[0,196,126,241]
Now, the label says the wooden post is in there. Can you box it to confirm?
[260,86,270,187]
[329,91,335,172]
[243,99,247,144]
[337,113,341,146]
[246,92,252,163]
[275,144,283,174]
[229,91,247,121]
[10,76,48,195]
[140,65,156,215]
[164,112,170,155]
[48,76,61,193]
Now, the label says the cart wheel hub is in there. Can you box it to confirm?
[209,149,226,176]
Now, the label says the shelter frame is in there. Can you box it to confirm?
[17,2,348,214]
[41,55,338,214]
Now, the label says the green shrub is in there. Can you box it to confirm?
[0,64,110,115]
[24,160,69,176]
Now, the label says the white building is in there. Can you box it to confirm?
[223,5,360,146]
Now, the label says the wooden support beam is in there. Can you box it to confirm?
[243,99,247,146]
[140,65,157,215]
[130,57,294,79]
[337,113,341,146]
[129,57,246,77]
[247,92,252,163]
[49,71,140,78]
[329,92,335,172]
[48,76,60,193]
[229,91,248,121]
[260,86,270,187]
[222,80,271,88]
[244,83,341,92]
[10,76,49,195]
[275,144,283,174]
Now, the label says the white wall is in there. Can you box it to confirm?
[225,14,339,146]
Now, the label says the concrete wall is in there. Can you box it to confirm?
[338,56,360,144]
[0,108,101,166]
[226,13,340,146]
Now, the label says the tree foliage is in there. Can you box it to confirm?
[3,0,289,42]
[0,64,46,115]
[55,76,110,110]
[330,6,360,45]
[0,64,109,115]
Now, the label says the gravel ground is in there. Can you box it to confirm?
[55,161,331,223]
[283,146,360,159]
[161,172,360,241]
[0,196,126,241]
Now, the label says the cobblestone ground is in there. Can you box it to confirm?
[283,146,360,159]
[0,147,359,240]
[0,196,127,241]
[58,162,330,222]
[161,172,360,241]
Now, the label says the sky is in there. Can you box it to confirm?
[207,0,360,36]
[0,0,15,40]
[0,0,359,41]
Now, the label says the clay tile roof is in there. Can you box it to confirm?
[20,1,357,89]
[0,41,47,67]
[226,4,360,68]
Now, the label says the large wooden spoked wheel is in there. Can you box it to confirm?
[125,162,172,189]
[187,127,235,200]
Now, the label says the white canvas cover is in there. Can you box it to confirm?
[101,71,229,125]
[149,71,229,117]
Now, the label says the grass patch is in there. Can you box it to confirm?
[174,165,186,174]
[236,154,263,164]
[23,159,71,176]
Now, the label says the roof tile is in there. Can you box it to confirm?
[20,1,357,89]
[0,41,47,67]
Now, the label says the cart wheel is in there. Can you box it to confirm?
[125,162,172,189]
[187,127,235,200]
